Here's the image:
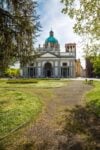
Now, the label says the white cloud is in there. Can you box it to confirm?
[36,0,85,68]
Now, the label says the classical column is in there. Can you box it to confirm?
[35,62,38,77]
[41,61,43,77]
[69,61,71,78]
[52,61,55,77]
[42,61,45,78]
[58,59,61,78]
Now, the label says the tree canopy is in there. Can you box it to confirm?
[61,0,100,55]
[92,56,100,77]
[61,0,100,38]
[0,0,40,74]
[61,0,100,75]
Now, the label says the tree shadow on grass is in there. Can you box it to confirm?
[0,143,6,150]
[60,104,100,150]
[16,143,33,150]
[0,102,100,150]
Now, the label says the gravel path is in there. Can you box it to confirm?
[22,81,92,149]
[2,80,92,150]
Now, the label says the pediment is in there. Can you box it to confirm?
[40,52,57,58]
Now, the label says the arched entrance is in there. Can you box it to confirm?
[44,62,52,77]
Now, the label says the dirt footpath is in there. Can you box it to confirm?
[3,80,92,150]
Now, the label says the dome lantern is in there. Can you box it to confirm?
[50,30,54,37]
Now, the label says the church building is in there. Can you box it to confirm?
[21,30,76,78]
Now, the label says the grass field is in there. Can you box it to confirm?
[0,79,67,139]
[0,79,66,88]
[0,79,99,149]
[85,81,100,116]
[0,86,42,139]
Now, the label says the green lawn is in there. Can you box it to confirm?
[0,79,67,88]
[0,79,67,139]
[0,87,42,139]
[85,81,100,116]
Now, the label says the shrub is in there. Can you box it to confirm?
[7,79,38,84]
[5,68,20,78]
[36,78,60,80]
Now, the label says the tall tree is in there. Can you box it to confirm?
[61,0,100,76]
[0,0,40,75]
[0,2,15,73]
[11,0,40,67]
[61,0,100,55]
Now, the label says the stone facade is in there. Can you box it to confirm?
[21,31,76,78]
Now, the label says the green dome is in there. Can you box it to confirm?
[45,36,58,44]
[45,30,58,44]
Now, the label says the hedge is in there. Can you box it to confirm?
[7,79,38,84]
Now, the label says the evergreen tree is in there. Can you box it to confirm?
[0,0,40,75]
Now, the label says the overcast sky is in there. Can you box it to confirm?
[35,0,85,68]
